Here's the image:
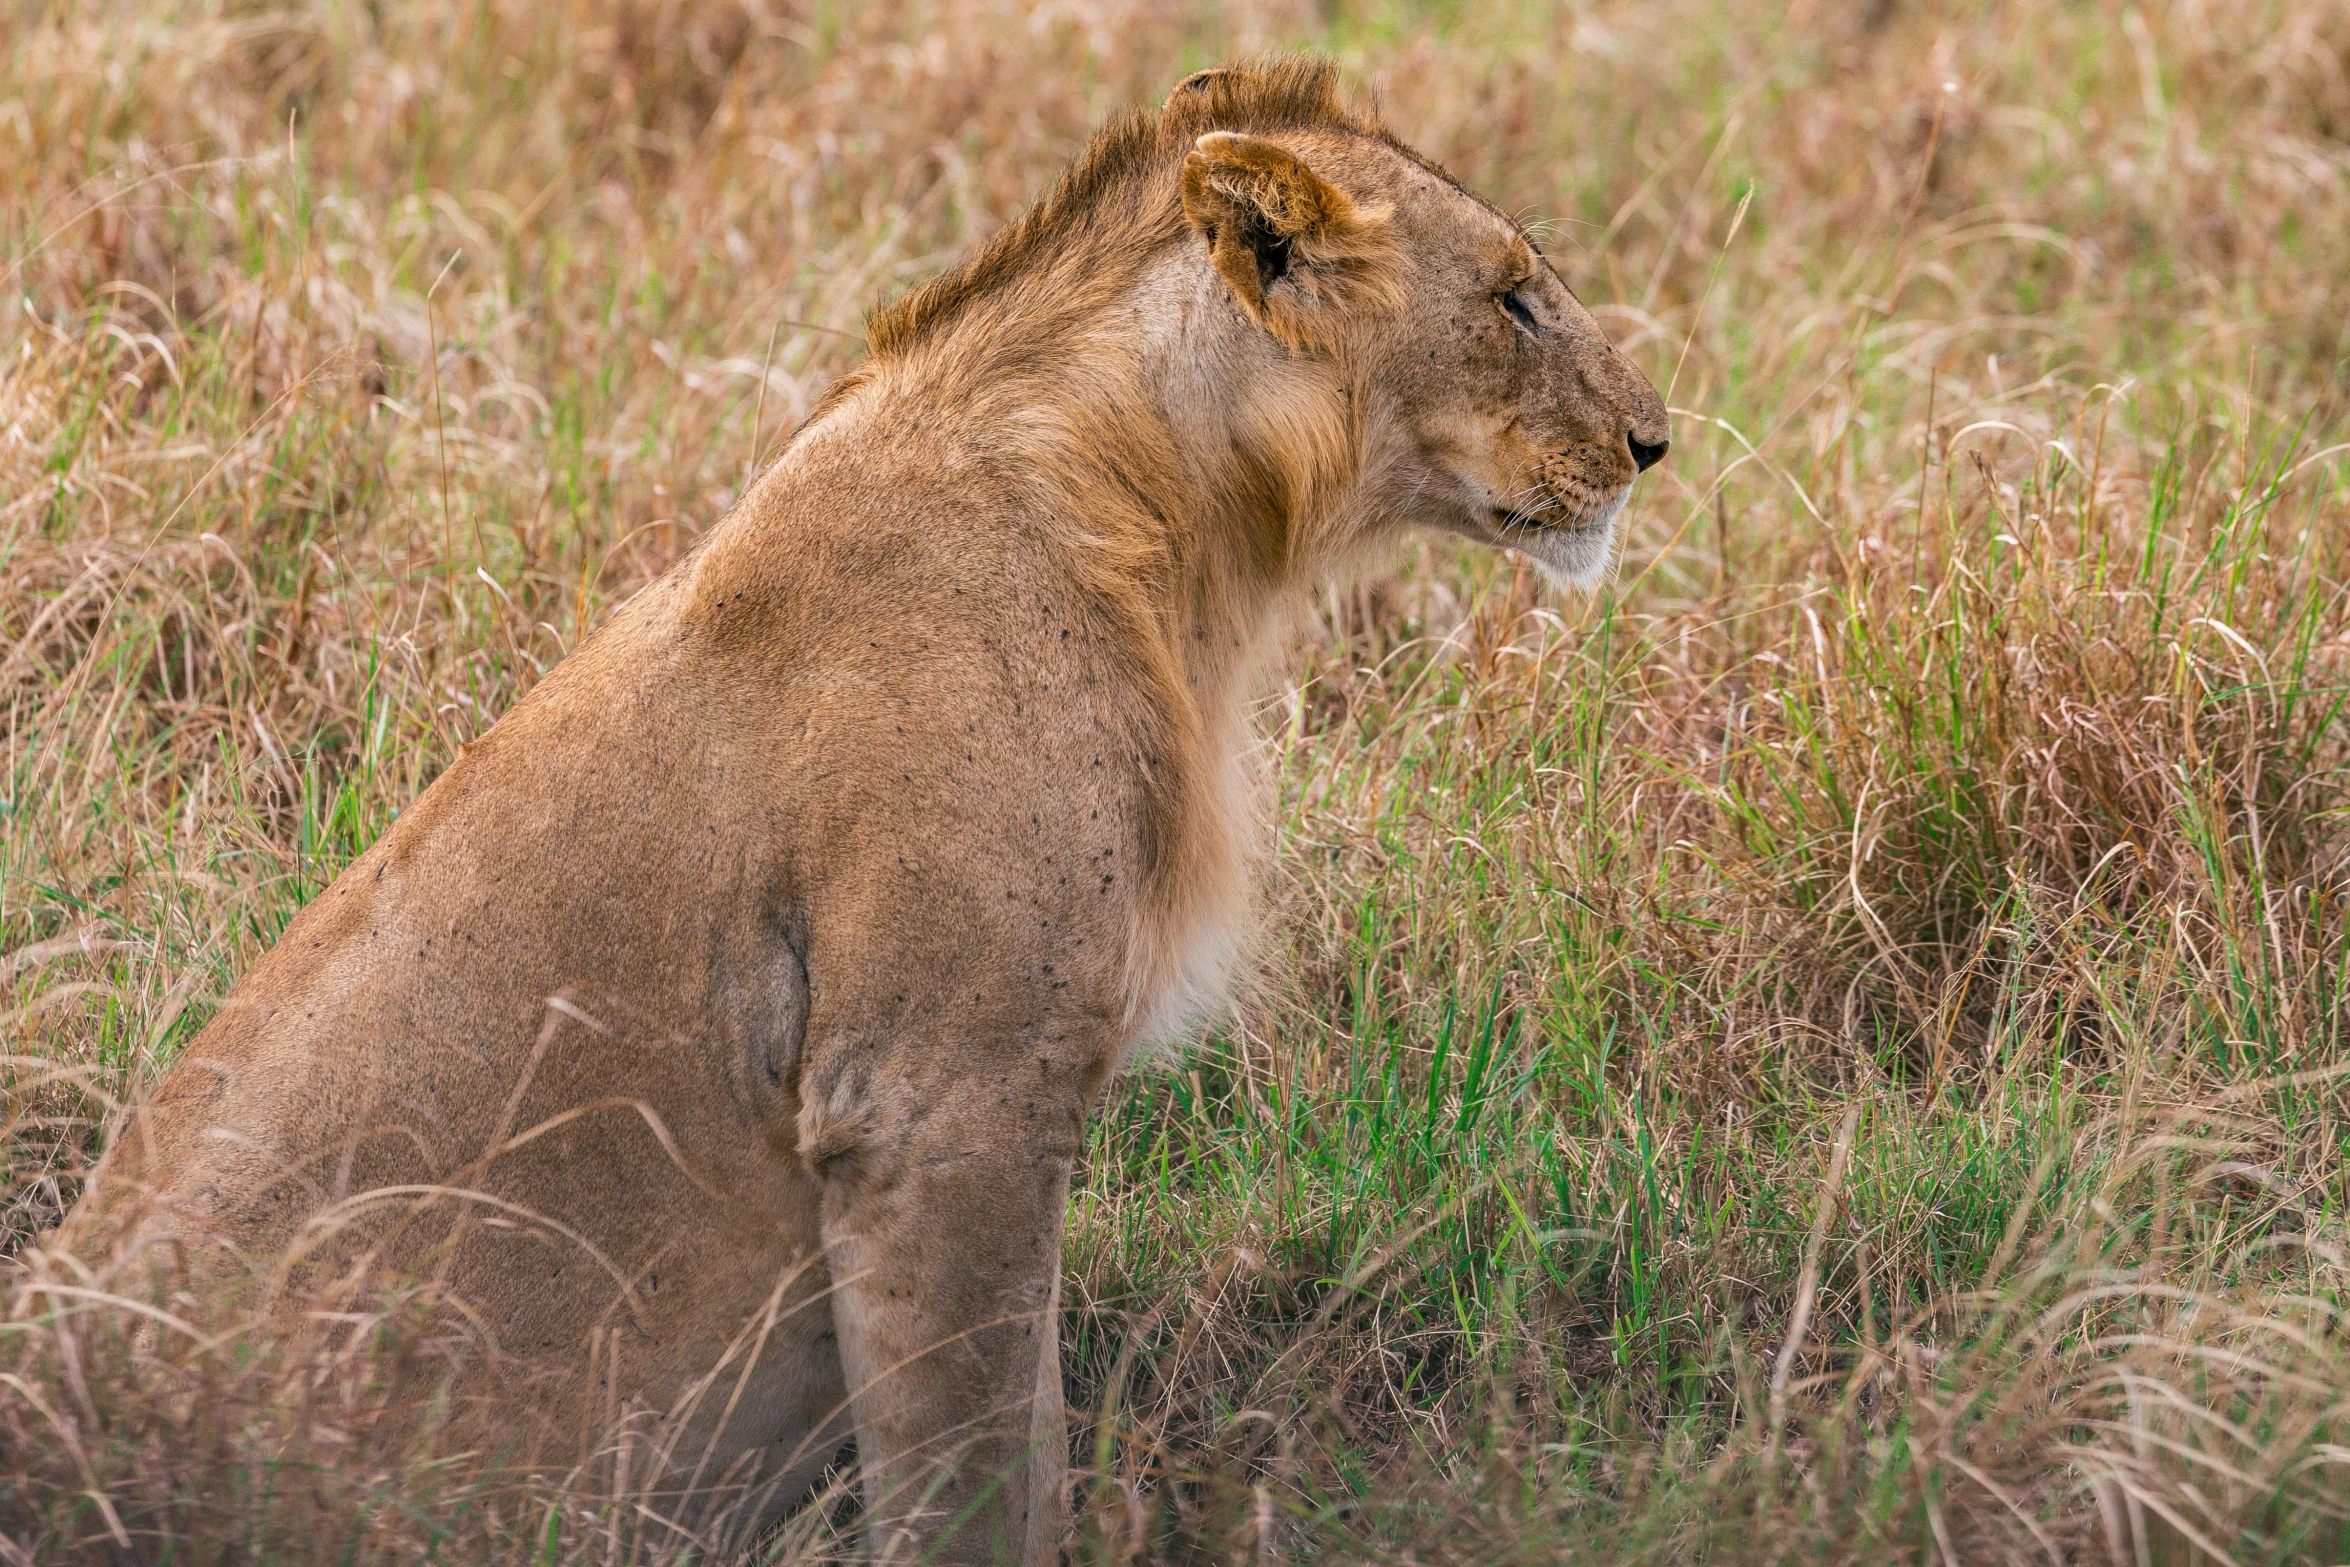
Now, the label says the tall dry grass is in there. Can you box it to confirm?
[5,0,2350,1560]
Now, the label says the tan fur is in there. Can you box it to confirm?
[1181,131,1408,349]
[58,58,1667,1564]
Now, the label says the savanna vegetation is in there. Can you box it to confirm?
[5,0,2350,1560]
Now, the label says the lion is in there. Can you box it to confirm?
[56,58,1667,1564]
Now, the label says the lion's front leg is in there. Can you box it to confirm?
[808,1055,1085,1567]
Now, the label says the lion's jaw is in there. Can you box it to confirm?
[1505,488,1632,593]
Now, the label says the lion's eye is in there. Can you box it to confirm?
[1499,286,1539,334]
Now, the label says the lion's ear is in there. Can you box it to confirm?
[1180,131,1405,352]
[1165,68,1232,104]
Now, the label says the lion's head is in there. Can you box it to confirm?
[861,60,1667,592]
[1171,70,1671,588]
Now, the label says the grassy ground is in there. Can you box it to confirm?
[6,0,2350,1559]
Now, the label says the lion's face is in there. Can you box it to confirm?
[1179,122,1669,589]
[1359,152,1670,589]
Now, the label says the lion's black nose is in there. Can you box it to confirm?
[1628,433,1669,472]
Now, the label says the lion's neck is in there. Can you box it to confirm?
[871,251,1364,726]
[1128,255,1364,714]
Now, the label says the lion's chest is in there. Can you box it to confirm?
[1118,747,1257,1067]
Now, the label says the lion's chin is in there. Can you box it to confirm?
[1509,490,1628,594]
